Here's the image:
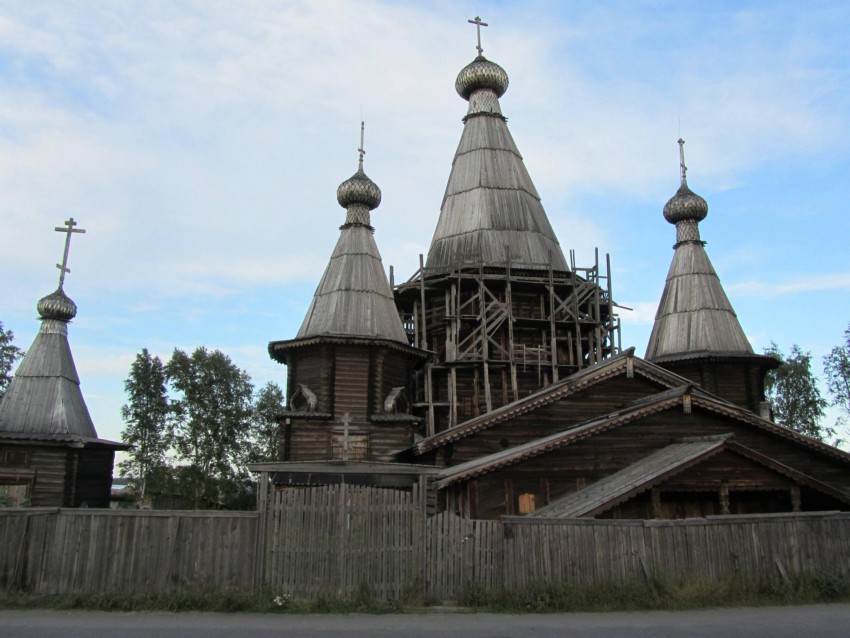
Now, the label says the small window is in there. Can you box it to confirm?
[1,450,31,467]
[518,492,536,514]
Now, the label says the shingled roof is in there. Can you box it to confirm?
[435,385,850,489]
[413,348,694,455]
[425,52,567,272]
[0,286,112,443]
[532,436,729,518]
[530,435,850,518]
[296,144,408,344]
[646,141,753,361]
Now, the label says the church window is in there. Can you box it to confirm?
[518,492,536,514]
[1,449,31,467]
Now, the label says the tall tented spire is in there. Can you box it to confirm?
[646,141,753,360]
[296,126,408,342]
[0,219,98,439]
[425,18,568,272]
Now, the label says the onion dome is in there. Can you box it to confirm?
[37,286,77,322]
[663,139,708,225]
[336,167,381,211]
[456,55,509,101]
[291,124,409,344]
[663,183,708,224]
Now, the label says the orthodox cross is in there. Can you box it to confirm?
[468,15,488,55]
[341,412,351,462]
[358,121,365,171]
[54,217,86,288]
[677,138,688,185]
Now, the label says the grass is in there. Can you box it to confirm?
[456,572,850,612]
[1,573,848,614]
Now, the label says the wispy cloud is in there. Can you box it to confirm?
[618,301,659,327]
[3,1,849,443]
[729,273,850,298]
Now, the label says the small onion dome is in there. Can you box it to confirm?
[37,286,77,322]
[337,168,382,211]
[456,55,509,101]
[663,183,709,225]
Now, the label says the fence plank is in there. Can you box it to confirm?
[2,507,850,600]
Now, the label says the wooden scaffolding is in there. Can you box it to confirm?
[393,250,621,437]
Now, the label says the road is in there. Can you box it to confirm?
[2,604,850,637]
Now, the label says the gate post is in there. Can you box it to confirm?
[254,470,270,589]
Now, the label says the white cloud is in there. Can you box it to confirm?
[2,1,849,446]
[617,301,659,327]
[729,273,850,298]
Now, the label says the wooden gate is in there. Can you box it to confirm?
[261,484,423,599]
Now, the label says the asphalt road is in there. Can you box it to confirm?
[2,604,850,637]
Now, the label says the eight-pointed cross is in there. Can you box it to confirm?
[468,15,488,56]
[54,217,86,287]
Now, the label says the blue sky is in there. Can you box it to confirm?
[2,0,849,446]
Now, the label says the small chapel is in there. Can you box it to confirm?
[258,17,850,520]
[0,220,126,507]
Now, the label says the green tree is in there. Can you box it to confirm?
[764,343,831,441]
[0,320,24,397]
[824,323,850,430]
[251,381,285,462]
[165,347,254,508]
[119,348,172,502]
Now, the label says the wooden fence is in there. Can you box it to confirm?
[501,512,850,587]
[0,508,258,594]
[261,484,424,599]
[2,488,850,600]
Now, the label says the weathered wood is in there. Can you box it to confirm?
[1,506,849,601]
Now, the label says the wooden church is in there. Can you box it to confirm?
[0,220,126,507]
[262,20,850,519]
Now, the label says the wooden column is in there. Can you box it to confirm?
[720,484,730,515]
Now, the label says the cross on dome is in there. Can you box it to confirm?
[358,121,366,171]
[678,138,688,185]
[54,217,86,288]
[468,15,488,55]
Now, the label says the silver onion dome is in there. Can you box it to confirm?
[456,55,509,101]
[664,139,708,225]
[337,168,382,211]
[37,286,77,322]
[663,183,708,225]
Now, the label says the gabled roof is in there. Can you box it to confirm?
[414,349,692,455]
[0,317,98,440]
[532,436,729,518]
[425,55,567,273]
[532,435,850,519]
[436,385,850,489]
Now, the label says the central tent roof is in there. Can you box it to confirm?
[425,50,568,273]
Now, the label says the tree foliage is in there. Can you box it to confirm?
[119,348,171,498]
[764,343,831,441]
[165,347,254,508]
[251,381,285,463]
[824,323,850,429]
[0,320,24,397]
[120,346,279,510]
